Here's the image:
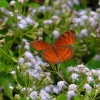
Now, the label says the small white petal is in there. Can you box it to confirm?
[67,91,77,100]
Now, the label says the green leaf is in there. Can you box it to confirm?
[9,50,14,57]
[25,2,41,8]
[56,92,66,100]
[0,0,9,7]
[0,73,15,99]
[20,97,26,100]
[60,59,77,74]
[86,60,100,69]
[0,63,7,72]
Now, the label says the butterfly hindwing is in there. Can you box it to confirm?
[42,47,59,63]
[56,46,73,62]
[54,30,76,47]
[30,40,51,50]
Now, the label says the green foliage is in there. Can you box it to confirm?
[0,73,14,99]
[0,0,9,7]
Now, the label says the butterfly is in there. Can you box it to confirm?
[33,0,45,5]
[30,30,76,64]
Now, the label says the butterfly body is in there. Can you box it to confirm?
[31,30,76,64]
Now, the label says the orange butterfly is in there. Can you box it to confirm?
[30,30,76,64]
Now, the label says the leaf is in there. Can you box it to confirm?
[60,59,77,74]
[25,2,41,8]
[86,60,100,69]
[20,97,26,100]
[9,50,14,57]
[0,63,7,72]
[0,0,9,7]
[0,73,15,99]
[56,92,66,100]
[0,40,15,64]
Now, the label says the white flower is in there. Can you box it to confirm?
[77,64,86,72]
[20,19,27,25]
[93,55,100,60]
[67,1,73,7]
[53,86,60,94]
[9,12,14,16]
[14,94,21,99]
[80,29,88,37]
[34,22,39,28]
[17,16,23,20]
[18,57,24,65]
[25,17,34,25]
[57,81,67,91]
[51,15,59,20]
[87,76,94,83]
[22,38,27,43]
[91,69,98,76]
[24,45,30,51]
[44,72,51,77]
[72,0,80,5]
[11,71,16,75]
[78,10,87,16]
[89,17,97,27]
[54,10,61,15]
[39,90,51,100]
[68,84,77,91]
[10,0,15,6]
[90,11,98,17]
[29,70,40,79]
[34,64,42,72]
[81,15,88,21]
[24,51,34,61]
[71,73,79,82]
[18,0,24,4]
[9,86,14,90]
[29,91,38,100]
[0,7,10,15]
[52,30,60,39]
[24,62,32,67]
[43,20,53,25]
[67,66,74,72]
[84,84,92,93]
[38,6,46,13]
[67,91,77,100]
[18,23,27,29]
[44,85,53,93]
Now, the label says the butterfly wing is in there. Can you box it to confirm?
[42,47,59,63]
[54,30,76,47]
[56,46,73,62]
[30,40,51,50]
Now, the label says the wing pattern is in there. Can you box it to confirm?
[54,30,76,47]
[30,40,51,50]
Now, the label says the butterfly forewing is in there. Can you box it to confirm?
[54,30,76,47]
[30,40,51,50]
[42,48,59,63]
[56,46,73,62]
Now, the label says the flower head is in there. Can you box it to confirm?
[57,81,67,91]
[68,84,77,91]
[84,84,92,93]
[67,91,77,100]
[71,73,79,82]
